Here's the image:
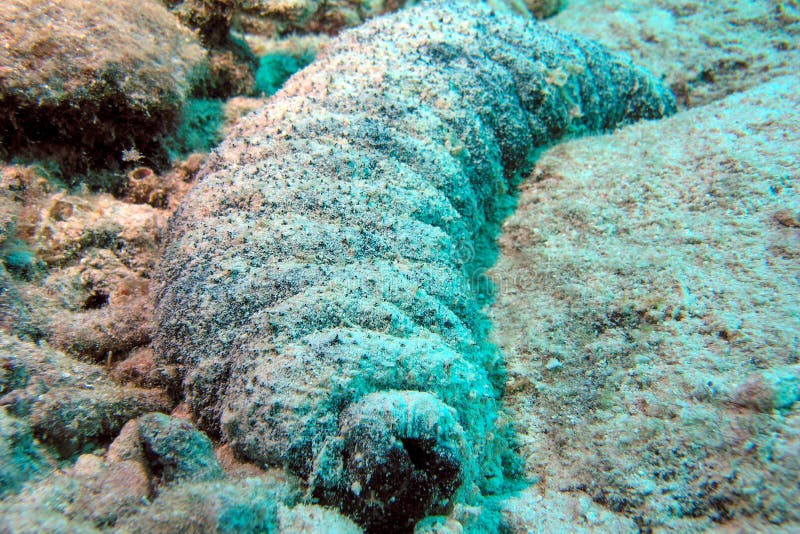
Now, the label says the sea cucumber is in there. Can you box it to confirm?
[154,1,675,531]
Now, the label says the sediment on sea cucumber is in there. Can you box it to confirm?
[154,1,675,531]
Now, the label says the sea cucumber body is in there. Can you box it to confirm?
[155,2,674,530]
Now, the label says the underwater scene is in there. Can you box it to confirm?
[0,0,798,532]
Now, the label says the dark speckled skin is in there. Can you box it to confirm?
[155,1,674,530]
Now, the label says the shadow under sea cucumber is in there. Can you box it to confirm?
[154,1,675,531]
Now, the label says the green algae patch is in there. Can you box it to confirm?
[163,99,227,161]
[255,52,314,96]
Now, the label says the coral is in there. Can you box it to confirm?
[155,1,674,530]
[491,75,800,531]
[0,0,207,175]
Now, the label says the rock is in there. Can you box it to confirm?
[732,366,800,413]
[117,476,299,533]
[490,76,800,531]
[0,333,171,457]
[524,0,563,19]
[0,451,149,531]
[0,0,207,174]
[414,515,464,534]
[0,161,192,362]
[277,504,362,533]
[137,412,224,484]
[499,486,636,533]
[154,1,673,530]
[546,0,800,108]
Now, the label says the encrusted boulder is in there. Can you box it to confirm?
[0,0,207,174]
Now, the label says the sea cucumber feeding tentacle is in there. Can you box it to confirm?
[154,1,675,531]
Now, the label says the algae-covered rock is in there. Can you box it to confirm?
[491,75,800,531]
[0,453,150,531]
[155,1,673,530]
[236,0,413,36]
[0,265,44,341]
[498,486,637,533]
[163,0,238,48]
[0,333,171,457]
[0,413,287,531]
[277,504,362,533]
[413,515,464,534]
[137,412,224,484]
[0,0,207,174]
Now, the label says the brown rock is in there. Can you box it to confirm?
[0,0,207,174]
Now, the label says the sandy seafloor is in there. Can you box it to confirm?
[0,0,798,532]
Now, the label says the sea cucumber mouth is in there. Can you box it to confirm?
[311,390,466,533]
